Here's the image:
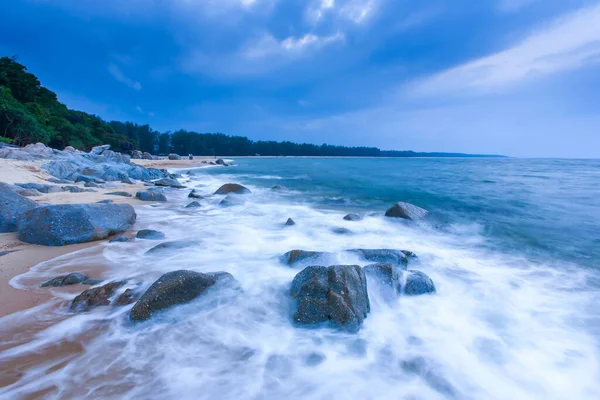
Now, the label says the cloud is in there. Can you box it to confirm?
[107,64,142,91]
[410,2,600,96]
[307,0,379,24]
[244,32,345,58]
[136,105,144,113]
[307,0,335,22]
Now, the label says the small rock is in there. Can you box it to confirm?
[285,218,296,226]
[136,229,166,240]
[385,202,429,220]
[70,281,126,312]
[97,199,113,204]
[343,213,362,221]
[62,186,95,193]
[130,270,235,321]
[331,227,352,235]
[404,270,436,295]
[105,191,132,197]
[16,183,63,194]
[41,272,101,287]
[154,177,185,188]
[84,181,99,188]
[109,235,131,243]
[271,185,288,191]
[185,201,201,208]
[48,178,72,184]
[145,240,201,255]
[188,189,203,199]
[214,183,251,195]
[15,188,43,197]
[135,190,167,202]
[168,153,181,160]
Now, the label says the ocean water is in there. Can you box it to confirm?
[2,157,600,399]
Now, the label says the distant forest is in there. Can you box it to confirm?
[0,57,503,158]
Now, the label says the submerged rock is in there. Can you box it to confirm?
[136,229,166,240]
[343,213,362,221]
[404,270,436,295]
[219,194,245,207]
[154,177,185,188]
[114,288,139,306]
[0,183,37,233]
[130,270,235,321]
[214,183,251,195]
[135,190,167,202]
[41,272,102,287]
[109,235,131,243]
[331,227,352,235]
[145,240,201,255]
[271,185,288,191]
[285,218,296,226]
[290,265,370,332]
[70,281,126,312]
[18,204,136,246]
[346,249,409,266]
[385,202,429,220]
[363,263,402,300]
[185,201,201,208]
[280,250,334,266]
[188,189,203,199]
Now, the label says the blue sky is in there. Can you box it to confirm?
[1,0,600,157]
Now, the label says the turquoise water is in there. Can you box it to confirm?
[3,157,600,399]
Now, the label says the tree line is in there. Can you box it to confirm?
[1,56,501,158]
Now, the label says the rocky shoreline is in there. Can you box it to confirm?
[1,143,436,334]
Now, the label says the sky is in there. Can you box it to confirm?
[1,0,600,157]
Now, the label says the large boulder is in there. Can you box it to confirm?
[168,153,181,160]
[346,249,410,266]
[18,204,136,246]
[130,270,235,321]
[404,270,436,295]
[154,177,185,188]
[214,183,251,195]
[280,250,334,266]
[135,190,167,202]
[0,183,38,233]
[70,281,126,312]
[385,202,428,220]
[290,265,370,332]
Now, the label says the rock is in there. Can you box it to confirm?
[135,190,167,202]
[136,229,165,240]
[363,263,402,300]
[346,249,409,266]
[0,183,38,233]
[15,188,43,197]
[41,272,102,287]
[280,250,334,266]
[16,183,63,194]
[185,201,201,208]
[18,204,136,246]
[168,153,181,160]
[130,270,235,321]
[219,194,246,207]
[109,235,131,243]
[285,218,296,226]
[105,191,132,197]
[142,152,154,160]
[271,185,288,191]
[114,288,139,306]
[188,189,203,199]
[214,183,251,195]
[385,202,429,220]
[64,146,76,152]
[70,281,126,312]
[48,178,72,184]
[97,199,113,204]
[121,176,135,184]
[331,227,352,235]
[145,240,201,255]
[131,150,143,159]
[343,213,362,221]
[74,175,105,184]
[215,158,227,165]
[84,181,99,188]
[62,185,95,193]
[400,357,456,398]
[154,177,185,188]
[404,270,436,295]
[290,265,370,331]
[90,145,110,156]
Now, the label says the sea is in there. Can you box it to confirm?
[2,157,600,399]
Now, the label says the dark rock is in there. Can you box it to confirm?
[214,183,251,195]
[70,281,126,312]
[404,270,436,295]
[363,263,402,300]
[219,194,245,207]
[97,199,113,204]
[285,218,296,226]
[90,144,110,156]
[121,176,135,184]
[400,357,456,398]
[188,189,203,199]
[18,204,136,246]
[16,183,63,194]
[48,178,72,184]
[145,240,201,255]
[215,158,228,165]
[0,250,15,257]
[136,229,166,240]
[109,235,131,243]
[290,265,370,331]
[135,190,167,202]
[154,177,185,188]
[385,202,429,220]
[15,188,43,197]
[185,201,201,208]
[105,191,132,197]
[0,183,38,233]
[74,175,105,184]
[130,270,235,321]
[331,227,352,235]
[271,185,288,191]
[343,213,362,221]
[62,185,95,193]
[84,181,99,188]
[114,288,139,306]
[142,152,154,160]
[168,153,181,160]
[280,250,334,266]
[346,249,409,266]
[41,272,101,287]
[131,150,143,159]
